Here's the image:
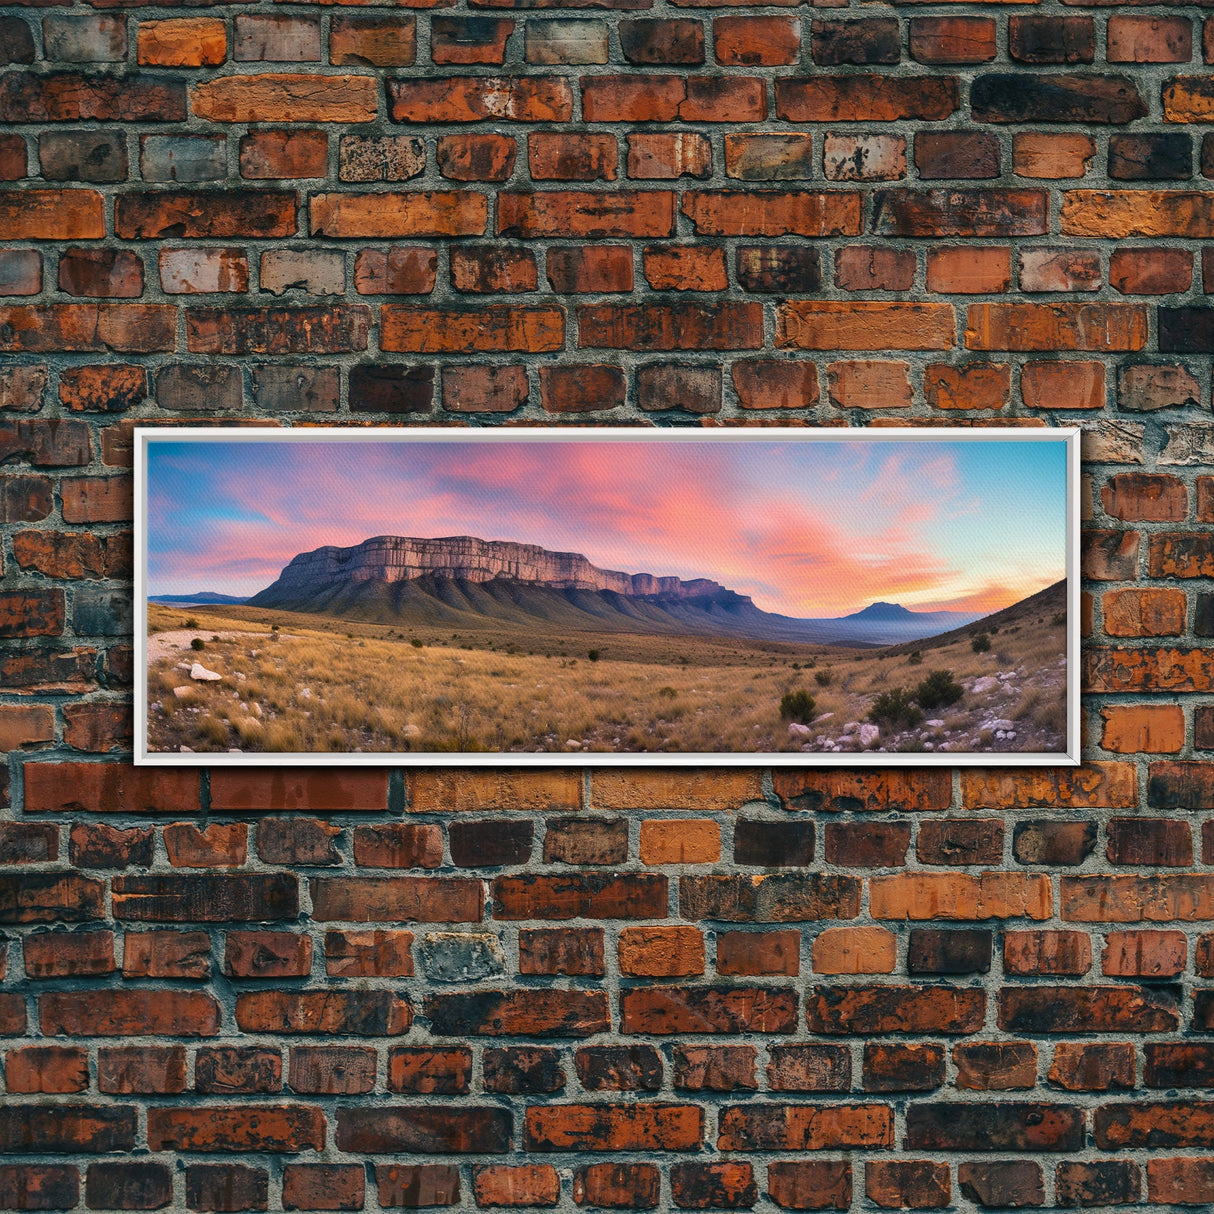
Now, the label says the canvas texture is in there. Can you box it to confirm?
[1,0,1213,1210]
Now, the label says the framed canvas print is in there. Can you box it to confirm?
[135,426,1079,767]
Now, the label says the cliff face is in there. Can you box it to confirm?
[255,535,737,602]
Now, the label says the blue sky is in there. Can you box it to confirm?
[146,435,1068,617]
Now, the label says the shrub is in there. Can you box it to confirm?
[971,632,991,653]
[411,638,424,649]
[814,668,833,687]
[271,624,280,632]
[185,617,199,628]
[779,689,816,724]
[908,650,922,665]
[190,637,205,651]
[588,649,601,662]
[916,669,963,710]
[1051,612,1065,626]
[867,687,923,728]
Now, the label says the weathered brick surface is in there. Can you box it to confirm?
[2,7,1213,1209]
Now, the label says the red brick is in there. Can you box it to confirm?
[926,246,1011,294]
[239,129,327,179]
[835,247,915,292]
[451,246,537,293]
[381,304,563,353]
[117,191,295,239]
[715,16,799,65]
[806,986,985,1035]
[1147,1159,1214,1205]
[163,821,247,868]
[23,929,115,977]
[1021,360,1105,410]
[579,302,760,351]
[375,1165,459,1209]
[573,1163,659,1209]
[1110,247,1193,295]
[1102,588,1187,637]
[225,931,313,979]
[353,246,436,296]
[436,133,516,182]
[41,989,220,1037]
[527,1104,702,1152]
[539,365,624,413]
[528,132,616,181]
[826,360,912,410]
[683,191,859,237]
[643,245,727,292]
[924,363,1010,411]
[388,1047,470,1094]
[776,76,956,122]
[138,18,227,66]
[627,132,711,180]
[717,930,800,977]
[22,764,195,817]
[719,1104,892,1152]
[5,1045,88,1094]
[1102,929,1186,977]
[518,928,604,977]
[124,929,211,979]
[431,16,510,65]
[1101,704,1186,754]
[865,1161,950,1210]
[325,929,414,978]
[767,1162,851,1211]
[390,76,571,123]
[768,1044,850,1093]
[282,1165,363,1212]
[210,770,387,812]
[0,305,175,354]
[474,1164,559,1208]
[910,17,995,64]
[732,360,818,410]
[1109,15,1191,62]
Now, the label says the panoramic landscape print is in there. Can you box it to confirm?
[138,429,1074,763]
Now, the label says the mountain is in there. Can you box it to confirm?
[245,535,992,648]
[149,592,249,605]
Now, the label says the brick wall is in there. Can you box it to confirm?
[2,0,1214,1210]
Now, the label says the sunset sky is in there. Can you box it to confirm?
[145,435,1068,619]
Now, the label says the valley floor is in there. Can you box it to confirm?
[144,602,1068,758]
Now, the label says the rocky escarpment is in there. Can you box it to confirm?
[249,535,742,605]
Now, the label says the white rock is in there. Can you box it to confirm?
[565,739,581,749]
[179,745,193,753]
[190,662,221,681]
[923,742,934,751]
[172,686,192,699]
[991,719,1015,732]
[788,722,812,737]
[859,723,880,747]
[842,721,860,734]
[403,724,421,739]
[972,676,999,694]
[251,702,262,717]
[812,713,834,724]
[926,720,944,729]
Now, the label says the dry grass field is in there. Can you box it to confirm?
[145,592,1068,757]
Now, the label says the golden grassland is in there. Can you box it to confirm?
[145,599,1067,756]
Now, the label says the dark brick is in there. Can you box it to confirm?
[483,1047,565,1094]
[811,19,899,65]
[348,364,434,413]
[1109,134,1192,181]
[907,929,992,975]
[448,819,533,867]
[971,75,1147,124]
[736,246,821,294]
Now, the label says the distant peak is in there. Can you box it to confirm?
[845,601,914,621]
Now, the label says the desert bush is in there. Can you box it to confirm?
[908,650,922,665]
[1051,612,1065,627]
[411,638,424,649]
[779,689,816,723]
[916,669,963,710]
[867,687,924,728]
[814,668,833,687]
[588,649,601,662]
[191,637,205,651]
[971,632,991,653]
[185,617,199,628]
